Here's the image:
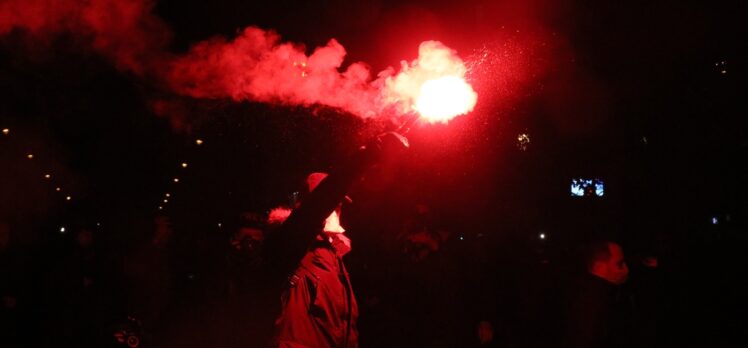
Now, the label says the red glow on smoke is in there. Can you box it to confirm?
[166,27,382,118]
[167,29,476,120]
[0,0,168,74]
[1,0,485,122]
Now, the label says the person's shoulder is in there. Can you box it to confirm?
[567,274,612,301]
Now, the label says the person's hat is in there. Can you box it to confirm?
[306,172,328,192]
[306,172,352,203]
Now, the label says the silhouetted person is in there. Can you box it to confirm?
[391,204,465,348]
[628,252,660,348]
[271,132,408,348]
[123,215,174,337]
[473,320,501,348]
[0,222,26,347]
[227,212,267,297]
[562,240,631,348]
[42,224,119,347]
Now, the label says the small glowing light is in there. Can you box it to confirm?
[59,227,66,233]
[539,233,546,240]
[2,128,8,135]
[301,71,307,77]
[715,60,728,74]
[459,235,465,241]
[163,199,168,203]
[165,193,171,197]
[195,139,204,145]
[55,187,61,192]
[66,196,72,201]
[173,178,180,183]
[711,217,719,225]
[181,162,188,168]
[217,222,222,228]
[96,222,101,227]
[517,133,531,151]
[44,174,51,179]
[27,153,34,159]
[158,206,163,210]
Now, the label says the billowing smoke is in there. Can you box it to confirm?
[166,27,384,118]
[167,30,474,119]
[1,0,476,120]
[0,0,169,74]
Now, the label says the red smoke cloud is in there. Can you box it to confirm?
[0,0,168,74]
[1,0,479,120]
[166,27,383,118]
[167,29,476,119]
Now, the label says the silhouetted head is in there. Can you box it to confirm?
[152,215,173,247]
[306,172,328,193]
[233,211,265,253]
[76,228,94,249]
[585,240,629,285]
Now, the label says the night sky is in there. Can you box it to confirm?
[1,0,748,346]
[1,0,746,273]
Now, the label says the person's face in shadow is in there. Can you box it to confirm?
[603,243,629,285]
[76,229,94,249]
[153,216,173,247]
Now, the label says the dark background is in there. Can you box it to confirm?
[1,0,746,346]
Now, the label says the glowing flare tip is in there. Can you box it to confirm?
[414,76,477,123]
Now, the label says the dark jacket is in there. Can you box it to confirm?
[270,135,403,348]
[275,240,358,348]
[562,274,632,348]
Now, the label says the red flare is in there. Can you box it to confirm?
[415,76,477,123]
[1,0,480,123]
[385,41,477,124]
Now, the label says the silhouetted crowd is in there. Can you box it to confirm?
[1,205,672,348]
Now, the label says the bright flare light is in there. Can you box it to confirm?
[415,76,477,123]
[385,41,477,124]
